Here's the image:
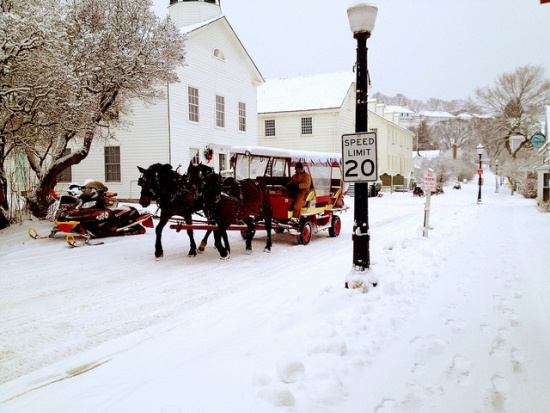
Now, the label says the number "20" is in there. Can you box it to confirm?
[344,159,375,178]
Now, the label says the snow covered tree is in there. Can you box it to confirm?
[474,65,550,158]
[0,0,185,227]
[0,0,67,227]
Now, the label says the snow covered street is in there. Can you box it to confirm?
[1,172,550,413]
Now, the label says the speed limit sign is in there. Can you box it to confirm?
[342,132,378,182]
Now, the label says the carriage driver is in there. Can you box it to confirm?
[286,162,311,223]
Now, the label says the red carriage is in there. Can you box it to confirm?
[169,146,348,246]
[231,146,348,244]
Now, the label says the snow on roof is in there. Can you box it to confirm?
[417,110,455,118]
[472,113,494,119]
[384,105,415,114]
[231,146,341,164]
[257,72,355,113]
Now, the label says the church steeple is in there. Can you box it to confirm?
[168,0,222,28]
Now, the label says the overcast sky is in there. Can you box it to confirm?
[151,0,550,102]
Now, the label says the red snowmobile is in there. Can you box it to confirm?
[31,181,154,247]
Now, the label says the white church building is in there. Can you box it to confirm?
[67,0,263,199]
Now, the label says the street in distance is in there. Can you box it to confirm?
[342,132,378,183]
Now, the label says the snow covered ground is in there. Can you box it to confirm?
[1,170,550,413]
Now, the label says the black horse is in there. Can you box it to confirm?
[137,163,212,259]
[187,165,273,259]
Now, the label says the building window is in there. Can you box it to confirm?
[104,146,121,182]
[219,153,227,171]
[58,149,72,182]
[301,117,312,135]
[265,119,275,137]
[238,102,246,132]
[213,48,225,61]
[188,86,199,122]
[216,95,225,128]
[14,152,27,184]
[190,148,200,165]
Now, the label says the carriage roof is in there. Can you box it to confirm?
[230,146,341,165]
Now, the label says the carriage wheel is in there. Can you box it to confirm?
[298,221,312,245]
[328,215,341,237]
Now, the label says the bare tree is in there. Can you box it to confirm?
[409,119,434,151]
[474,65,550,158]
[425,98,446,111]
[372,92,390,105]
[407,99,424,113]
[430,119,473,150]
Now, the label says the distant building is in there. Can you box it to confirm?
[384,105,415,127]
[65,0,262,199]
[257,72,415,185]
[415,110,455,125]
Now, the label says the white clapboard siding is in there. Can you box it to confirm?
[258,86,356,154]
[69,15,261,199]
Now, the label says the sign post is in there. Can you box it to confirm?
[342,131,378,287]
[422,170,437,237]
[342,132,378,183]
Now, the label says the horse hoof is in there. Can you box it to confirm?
[188,252,197,257]
[264,247,271,253]
[199,241,207,251]
[220,254,230,260]
[245,249,252,255]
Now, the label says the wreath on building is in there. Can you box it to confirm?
[203,144,214,162]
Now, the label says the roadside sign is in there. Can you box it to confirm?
[422,170,437,192]
[342,132,377,182]
[531,133,546,148]
[422,170,436,238]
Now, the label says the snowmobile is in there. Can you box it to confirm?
[30,181,154,247]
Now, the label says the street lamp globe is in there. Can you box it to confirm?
[347,2,378,34]
[476,143,485,156]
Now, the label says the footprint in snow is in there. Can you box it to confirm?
[276,358,305,383]
[445,355,471,386]
[257,384,296,407]
[484,373,509,412]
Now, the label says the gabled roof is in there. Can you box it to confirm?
[258,72,355,114]
[181,15,264,85]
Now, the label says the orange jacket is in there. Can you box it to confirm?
[288,171,311,193]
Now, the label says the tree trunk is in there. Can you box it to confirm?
[25,129,95,219]
[0,172,9,229]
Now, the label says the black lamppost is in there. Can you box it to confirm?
[346,2,377,287]
[476,143,484,204]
